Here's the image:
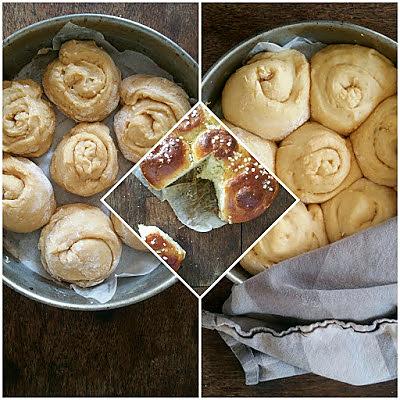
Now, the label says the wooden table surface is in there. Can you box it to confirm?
[201,2,397,397]
[3,3,199,397]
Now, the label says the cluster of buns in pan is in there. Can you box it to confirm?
[3,40,190,286]
[140,105,280,224]
[219,44,397,275]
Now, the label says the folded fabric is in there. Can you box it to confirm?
[203,218,398,385]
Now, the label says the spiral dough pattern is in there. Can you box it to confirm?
[311,44,397,135]
[3,79,55,157]
[43,40,121,122]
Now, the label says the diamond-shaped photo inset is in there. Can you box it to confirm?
[103,104,297,293]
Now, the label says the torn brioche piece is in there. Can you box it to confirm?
[138,225,186,271]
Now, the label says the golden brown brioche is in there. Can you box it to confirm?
[276,122,362,203]
[3,79,56,157]
[39,203,122,287]
[113,74,191,162]
[223,120,277,173]
[240,202,328,275]
[140,106,279,223]
[321,178,397,242]
[3,154,56,233]
[221,49,310,141]
[110,213,149,252]
[43,40,121,122]
[138,225,185,271]
[50,122,119,197]
[311,45,397,135]
[351,95,397,187]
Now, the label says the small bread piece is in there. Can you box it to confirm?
[351,96,397,187]
[43,40,121,122]
[240,202,328,275]
[39,204,122,287]
[222,49,310,141]
[50,122,118,197]
[223,120,277,173]
[140,106,279,223]
[114,74,190,162]
[110,214,149,252]
[321,178,397,242]
[3,154,56,233]
[311,44,397,135]
[3,79,55,157]
[138,225,185,271]
[276,122,362,203]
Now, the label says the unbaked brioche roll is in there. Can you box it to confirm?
[114,74,190,162]
[39,204,122,287]
[3,79,55,157]
[240,202,328,275]
[3,154,56,233]
[221,49,310,141]
[50,122,118,197]
[351,96,397,187]
[43,40,121,122]
[311,45,397,135]
[223,120,277,173]
[110,213,149,252]
[321,178,397,242]
[276,122,362,203]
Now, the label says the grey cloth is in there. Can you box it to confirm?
[203,218,397,385]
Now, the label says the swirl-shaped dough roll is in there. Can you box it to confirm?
[221,49,310,141]
[110,213,149,252]
[223,120,277,173]
[321,178,397,242]
[276,122,362,203]
[43,40,121,122]
[351,96,397,187]
[3,154,56,233]
[3,80,55,157]
[50,122,118,197]
[240,202,328,275]
[311,45,397,135]
[114,74,191,162]
[39,204,122,287]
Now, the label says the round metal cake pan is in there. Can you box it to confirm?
[3,14,199,310]
[201,21,397,285]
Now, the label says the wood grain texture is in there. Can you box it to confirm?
[3,3,199,397]
[201,3,397,396]
[202,278,398,397]
[105,170,295,289]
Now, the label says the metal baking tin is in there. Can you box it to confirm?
[201,21,397,285]
[3,14,198,310]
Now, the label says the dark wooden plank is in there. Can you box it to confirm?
[3,3,199,397]
[202,278,398,397]
[105,172,295,288]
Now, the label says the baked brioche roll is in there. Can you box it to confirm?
[240,202,328,275]
[351,95,397,187]
[276,122,362,203]
[50,122,118,197]
[43,40,121,122]
[223,120,277,173]
[3,154,56,233]
[138,225,185,271]
[140,106,279,224]
[110,213,149,252]
[221,49,310,141]
[311,44,397,135]
[114,74,190,162]
[3,79,55,157]
[39,204,122,287]
[321,178,397,242]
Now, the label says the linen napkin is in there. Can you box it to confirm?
[203,217,397,385]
